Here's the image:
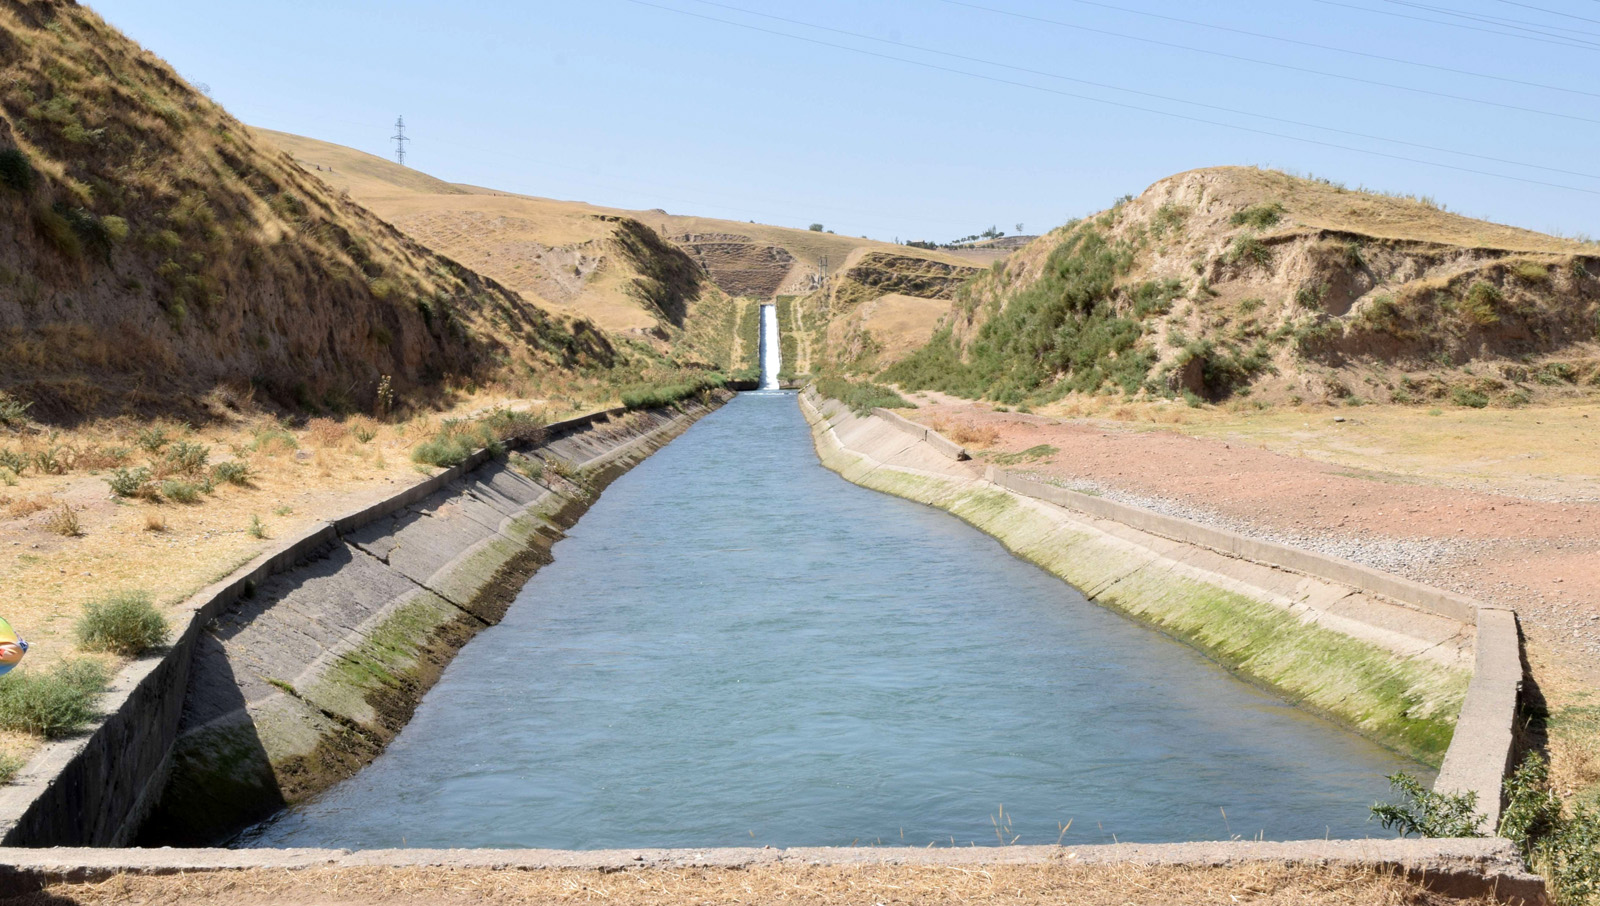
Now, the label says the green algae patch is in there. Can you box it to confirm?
[808,413,1467,765]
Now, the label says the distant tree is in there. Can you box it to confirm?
[809,223,824,232]
[1016,222,1024,234]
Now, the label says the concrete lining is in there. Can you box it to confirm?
[0,397,728,848]
[0,838,1545,902]
[801,389,1521,834]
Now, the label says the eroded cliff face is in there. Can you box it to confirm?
[0,0,615,420]
[886,167,1599,406]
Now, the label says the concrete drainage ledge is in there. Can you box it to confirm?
[0,393,732,849]
[0,839,1546,902]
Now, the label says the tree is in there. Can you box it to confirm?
[809,223,824,232]
[1016,222,1024,234]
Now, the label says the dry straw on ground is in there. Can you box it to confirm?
[0,862,1491,906]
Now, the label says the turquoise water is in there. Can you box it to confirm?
[244,392,1420,849]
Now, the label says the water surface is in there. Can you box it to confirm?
[245,392,1418,849]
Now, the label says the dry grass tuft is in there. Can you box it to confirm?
[3,495,52,520]
[43,504,80,537]
[305,417,348,449]
[142,511,166,533]
[929,417,1001,448]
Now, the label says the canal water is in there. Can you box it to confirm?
[243,392,1419,850]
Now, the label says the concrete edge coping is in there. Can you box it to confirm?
[806,388,1521,835]
[0,402,650,836]
[0,839,1544,902]
[870,407,969,460]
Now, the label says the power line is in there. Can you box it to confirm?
[933,0,1600,101]
[391,115,409,166]
[1313,0,1600,51]
[677,0,1600,181]
[1490,0,1600,26]
[1379,0,1600,41]
[618,0,1600,197]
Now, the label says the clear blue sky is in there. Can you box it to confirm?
[88,0,1599,243]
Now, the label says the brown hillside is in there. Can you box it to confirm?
[254,129,983,333]
[882,167,1600,408]
[0,0,613,422]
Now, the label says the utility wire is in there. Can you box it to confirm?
[1490,0,1600,26]
[682,0,1600,179]
[1380,0,1600,42]
[935,0,1600,100]
[618,0,1600,197]
[1313,0,1600,51]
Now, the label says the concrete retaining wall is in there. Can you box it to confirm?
[802,389,1520,833]
[0,396,728,847]
[870,407,969,460]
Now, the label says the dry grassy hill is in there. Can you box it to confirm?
[0,0,630,423]
[881,166,1600,409]
[255,129,985,368]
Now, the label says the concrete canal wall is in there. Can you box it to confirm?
[800,389,1520,834]
[0,394,730,847]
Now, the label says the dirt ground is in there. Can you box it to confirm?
[0,863,1490,906]
[904,391,1600,801]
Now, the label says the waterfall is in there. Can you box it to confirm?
[758,304,781,390]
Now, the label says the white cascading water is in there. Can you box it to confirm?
[758,303,781,390]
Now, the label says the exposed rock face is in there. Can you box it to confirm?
[674,233,795,299]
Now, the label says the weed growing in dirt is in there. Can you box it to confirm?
[247,514,266,539]
[44,504,80,537]
[1225,233,1272,268]
[1461,282,1503,326]
[106,466,152,498]
[209,461,251,486]
[75,590,167,657]
[161,441,209,476]
[0,660,109,738]
[160,479,202,503]
[135,426,169,454]
[0,393,31,427]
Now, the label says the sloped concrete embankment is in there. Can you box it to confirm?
[0,395,728,848]
[799,389,1519,833]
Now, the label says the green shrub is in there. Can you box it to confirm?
[1501,753,1600,906]
[1370,772,1484,838]
[1225,233,1272,268]
[1451,386,1490,408]
[0,148,34,192]
[247,514,267,539]
[1514,261,1550,284]
[0,393,31,427]
[1130,279,1183,318]
[1228,202,1285,230]
[620,374,725,410]
[412,420,497,469]
[814,377,914,415]
[209,461,252,486]
[75,590,168,657]
[160,479,202,503]
[0,449,24,475]
[106,466,152,497]
[32,446,65,475]
[135,426,170,453]
[0,660,109,738]
[1461,282,1502,326]
[881,225,1147,401]
[163,440,210,476]
[481,408,546,444]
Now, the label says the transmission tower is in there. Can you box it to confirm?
[391,115,409,166]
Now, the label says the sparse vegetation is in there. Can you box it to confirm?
[1500,753,1600,906]
[1461,281,1502,326]
[1369,772,1484,838]
[74,591,168,657]
[0,660,109,738]
[814,377,914,415]
[44,504,80,537]
[1229,202,1285,230]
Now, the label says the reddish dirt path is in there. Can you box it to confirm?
[906,400,1600,692]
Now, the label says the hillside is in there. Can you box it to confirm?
[0,1,643,423]
[255,129,991,362]
[881,166,1600,408]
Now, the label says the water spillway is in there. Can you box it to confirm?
[242,394,1420,850]
[758,303,781,389]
